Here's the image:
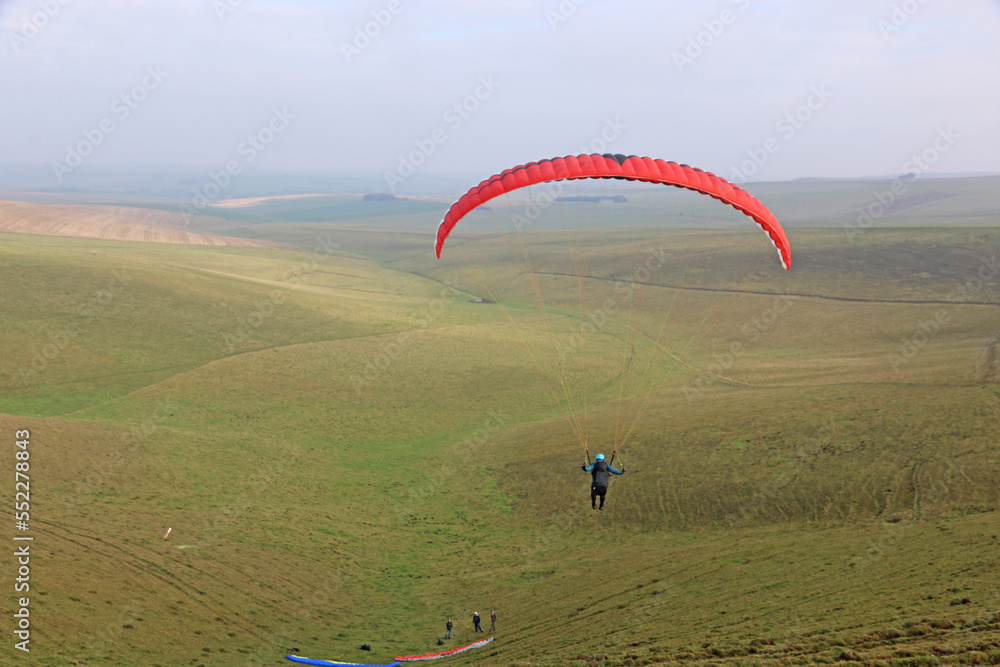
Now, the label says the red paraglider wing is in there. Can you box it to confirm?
[434,154,791,270]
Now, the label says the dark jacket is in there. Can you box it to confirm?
[584,460,624,487]
[446,620,453,630]
[473,613,481,625]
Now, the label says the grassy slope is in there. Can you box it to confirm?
[1,177,999,666]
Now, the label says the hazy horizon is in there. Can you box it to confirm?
[2,0,999,194]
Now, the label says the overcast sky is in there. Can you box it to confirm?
[1,0,998,187]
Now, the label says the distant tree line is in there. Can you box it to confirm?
[554,195,627,203]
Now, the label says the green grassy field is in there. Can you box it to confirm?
[1,176,999,666]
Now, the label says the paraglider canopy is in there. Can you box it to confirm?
[434,153,791,270]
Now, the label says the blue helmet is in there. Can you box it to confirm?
[595,453,605,461]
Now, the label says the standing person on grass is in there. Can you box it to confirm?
[582,453,625,510]
[473,611,483,632]
[445,618,453,639]
[490,609,497,632]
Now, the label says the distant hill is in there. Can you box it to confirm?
[362,192,406,202]
[0,199,283,247]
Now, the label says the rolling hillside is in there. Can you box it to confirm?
[1,178,999,666]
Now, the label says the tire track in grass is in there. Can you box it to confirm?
[36,517,281,640]
[535,271,1000,307]
[39,517,269,626]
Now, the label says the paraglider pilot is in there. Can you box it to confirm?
[582,453,624,510]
